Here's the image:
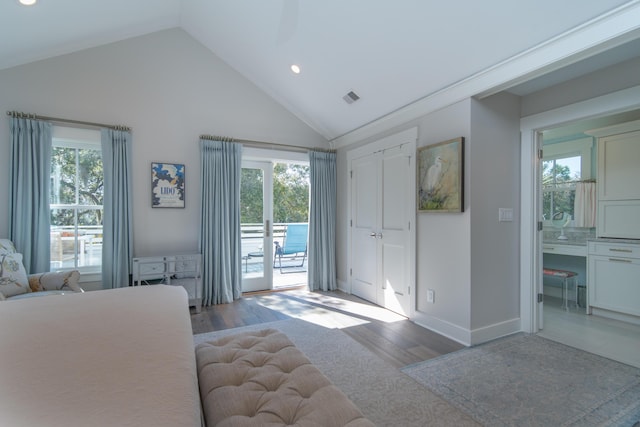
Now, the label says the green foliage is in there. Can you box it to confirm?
[542,160,576,220]
[50,146,103,227]
[240,169,264,224]
[273,163,309,223]
[240,163,309,224]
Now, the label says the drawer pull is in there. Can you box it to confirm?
[609,248,632,253]
[608,258,632,263]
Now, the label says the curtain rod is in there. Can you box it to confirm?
[6,111,131,131]
[200,134,335,154]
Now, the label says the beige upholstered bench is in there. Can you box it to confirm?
[196,329,375,427]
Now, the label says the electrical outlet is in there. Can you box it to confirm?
[427,289,435,303]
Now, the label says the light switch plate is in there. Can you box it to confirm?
[499,208,513,222]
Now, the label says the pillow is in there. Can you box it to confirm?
[29,270,81,292]
[0,252,29,298]
[0,239,17,255]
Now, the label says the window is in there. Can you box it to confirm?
[542,137,592,222]
[50,127,103,272]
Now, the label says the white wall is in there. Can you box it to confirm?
[521,56,640,117]
[412,101,472,340]
[337,95,522,345]
[0,29,328,283]
[469,93,521,339]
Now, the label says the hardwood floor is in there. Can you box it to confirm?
[190,288,464,369]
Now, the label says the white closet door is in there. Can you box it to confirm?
[379,145,413,316]
[350,140,414,316]
[350,154,379,303]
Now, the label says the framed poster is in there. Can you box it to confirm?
[417,137,464,212]
[151,162,185,208]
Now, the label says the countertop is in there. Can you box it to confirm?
[543,239,587,246]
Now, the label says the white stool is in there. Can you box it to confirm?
[543,268,578,311]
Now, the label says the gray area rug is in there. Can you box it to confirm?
[401,333,640,427]
[194,319,480,427]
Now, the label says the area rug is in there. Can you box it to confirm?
[401,333,640,427]
[194,319,480,427]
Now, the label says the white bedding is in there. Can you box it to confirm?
[0,285,201,427]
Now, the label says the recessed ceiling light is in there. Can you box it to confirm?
[19,0,37,5]
[290,64,301,74]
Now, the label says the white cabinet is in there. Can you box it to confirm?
[587,120,640,239]
[587,241,640,317]
[132,254,202,313]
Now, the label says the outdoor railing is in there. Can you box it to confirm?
[241,222,305,257]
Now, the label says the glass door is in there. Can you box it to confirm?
[241,161,274,292]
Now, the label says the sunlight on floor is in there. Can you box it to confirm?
[253,290,406,329]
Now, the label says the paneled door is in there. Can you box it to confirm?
[350,141,415,316]
[241,161,274,292]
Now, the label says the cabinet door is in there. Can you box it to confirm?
[598,200,640,238]
[598,130,640,201]
[588,255,640,316]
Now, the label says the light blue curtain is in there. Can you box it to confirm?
[101,129,133,289]
[9,117,52,273]
[199,139,242,305]
[308,151,337,291]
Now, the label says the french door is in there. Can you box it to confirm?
[241,161,274,292]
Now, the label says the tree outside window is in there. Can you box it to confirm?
[542,156,580,221]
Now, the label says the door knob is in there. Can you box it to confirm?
[369,232,377,238]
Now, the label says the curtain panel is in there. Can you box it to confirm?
[101,129,133,289]
[574,181,597,228]
[199,139,242,305]
[9,117,52,273]
[308,151,337,291]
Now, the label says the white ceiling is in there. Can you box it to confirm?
[1,0,639,141]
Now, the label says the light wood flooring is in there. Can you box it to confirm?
[538,295,640,368]
[190,288,464,369]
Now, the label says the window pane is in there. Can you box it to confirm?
[241,168,264,224]
[555,156,581,182]
[543,191,552,220]
[78,149,103,206]
[50,147,76,204]
[273,163,310,223]
[552,190,575,219]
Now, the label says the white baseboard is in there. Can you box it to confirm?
[412,312,522,347]
[469,317,521,345]
[412,311,471,346]
[337,278,350,293]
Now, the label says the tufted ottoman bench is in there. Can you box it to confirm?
[196,328,375,427]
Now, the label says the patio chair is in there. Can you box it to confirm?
[273,223,308,273]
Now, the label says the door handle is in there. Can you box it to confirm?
[265,220,270,237]
[377,233,383,239]
[369,232,377,238]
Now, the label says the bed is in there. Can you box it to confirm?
[0,285,201,427]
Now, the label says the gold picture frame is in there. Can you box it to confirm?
[417,137,464,212]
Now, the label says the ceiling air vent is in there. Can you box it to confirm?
[342,90,360,104]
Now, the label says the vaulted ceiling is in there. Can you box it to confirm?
[1,0,639,142]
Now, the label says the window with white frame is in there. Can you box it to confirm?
[542,137,593,222]
[50,126,103,272]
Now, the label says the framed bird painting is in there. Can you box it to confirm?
[417,137,464,212]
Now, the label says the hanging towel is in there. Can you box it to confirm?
[574,182,596,228]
